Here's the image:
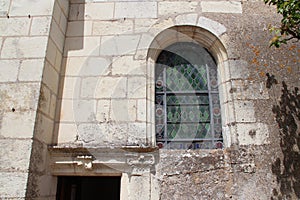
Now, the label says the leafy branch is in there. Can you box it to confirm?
[264,0,300,47]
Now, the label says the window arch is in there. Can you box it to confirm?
[155,42,223,149]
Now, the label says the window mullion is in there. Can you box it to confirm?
[206,64,215,147]
[163,66,168,145]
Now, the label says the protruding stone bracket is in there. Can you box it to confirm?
[126,153,156,175]
[49,146,158,176]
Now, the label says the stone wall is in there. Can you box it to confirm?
[0,0,68,199]
[0,0,299,199]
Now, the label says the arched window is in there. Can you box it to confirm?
[155,42,223,149]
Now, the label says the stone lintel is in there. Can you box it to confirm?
[49,146,159,176]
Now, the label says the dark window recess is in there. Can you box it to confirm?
[56,176,121,200]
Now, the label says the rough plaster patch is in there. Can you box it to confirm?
[237,123,270,145]
[234,100,256,123]
[201,1,242,14]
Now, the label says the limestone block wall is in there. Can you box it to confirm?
[0,0,68,199]
[0,0,299,199]
[57,0,275,149]
[54,0,300,199]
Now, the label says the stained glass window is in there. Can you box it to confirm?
[155,42,223,149]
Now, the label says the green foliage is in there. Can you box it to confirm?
[264,0,300,47]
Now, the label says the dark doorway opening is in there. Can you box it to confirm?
[56,176,121,200]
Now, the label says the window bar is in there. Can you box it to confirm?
[163,66,168,147]
[206,64,215,148]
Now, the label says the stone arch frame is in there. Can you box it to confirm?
[146,24,234,148]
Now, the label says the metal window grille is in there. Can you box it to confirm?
[155,42,223,149]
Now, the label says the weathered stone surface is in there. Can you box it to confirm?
[0,0,9,16]
[1,111,36,139]
[9,0,54,16]
[100,35,140,56]
[158,2,198,16]
[92,20,133,36]
[1,0,299,199]
[110,99,136,122]
[18,59,44,82]
[95,77,127,98]
[175,13,198,26]
[237,123,270,145]
[57,123,78,144]
[30,16,52,36]
[0,139,32,172]
[66,21,92,37]
[96,99,110,122]
[115,2,157,19]
[197,16,227,37]
[49,20,65,53]
[0,60,19,82]
[42,61,59,94]
[112,56,146,75]
[127,76,147,99]
[85,3,114,20]
[201,1,242,13]
[64,36,100,57]
[234,100,256,123]
[1,37,48,58]
[0,82,40,111]
[0,18,30,36]
[0,172,28,198]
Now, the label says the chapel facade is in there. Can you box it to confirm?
[0,0,299,199]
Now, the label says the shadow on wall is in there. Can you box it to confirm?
[25,0,86,198]
[269,81,300,199]
[53,0,85,144]
[63,0,85,52]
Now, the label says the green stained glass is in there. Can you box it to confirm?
[155,42,223,149]
[166,64,207,91]
[167,105,209,122]
[166,95,209,105]
[167,123,210,139]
